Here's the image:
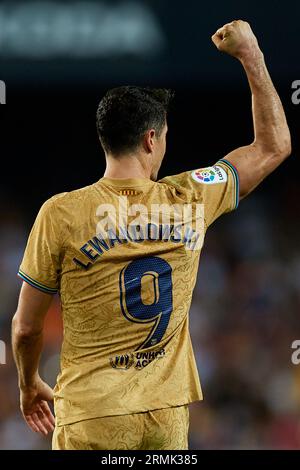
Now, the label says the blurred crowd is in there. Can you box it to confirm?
[1,190,300,449]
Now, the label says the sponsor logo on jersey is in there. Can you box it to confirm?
[110,348,165,371]
[109,353,135,370]
[191,165,227,184]
[135,348,165,370]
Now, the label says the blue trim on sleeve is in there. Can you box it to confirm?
[218,159,240,209]
[18,270,58,295]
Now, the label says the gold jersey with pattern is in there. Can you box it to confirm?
[18,159,239,426]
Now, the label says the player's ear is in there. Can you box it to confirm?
[144,129,156,153]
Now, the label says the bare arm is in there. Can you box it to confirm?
[212,20,291,199]
[12,282,55,435]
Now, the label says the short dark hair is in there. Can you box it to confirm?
[96,86,174,156]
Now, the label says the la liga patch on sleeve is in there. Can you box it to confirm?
[191,165,228,184]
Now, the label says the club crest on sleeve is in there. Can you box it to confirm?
[191,165,227,184]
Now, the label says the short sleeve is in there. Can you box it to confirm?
[18,198,61,294]
[159,159,239,228]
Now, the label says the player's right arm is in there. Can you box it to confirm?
[12,197,62,435]
[211,20,291,199]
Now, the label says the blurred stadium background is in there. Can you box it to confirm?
[1,0,300,449]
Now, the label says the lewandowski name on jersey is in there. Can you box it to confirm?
[73,199,205,269]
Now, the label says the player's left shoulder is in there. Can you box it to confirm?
[190,163,228,186]
[157,171,196,202]
[158,163,228,193]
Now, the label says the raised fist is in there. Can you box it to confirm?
[211,20,261,60]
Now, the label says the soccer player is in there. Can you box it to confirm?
[12,21,291,450]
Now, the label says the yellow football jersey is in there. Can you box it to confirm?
[18,159,239,426]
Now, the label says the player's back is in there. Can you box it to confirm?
[58,176,200,360]
[19,160,238,425]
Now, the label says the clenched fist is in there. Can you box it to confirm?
[211,20,261,61]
